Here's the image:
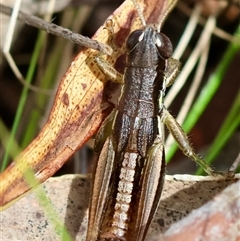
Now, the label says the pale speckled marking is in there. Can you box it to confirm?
[112,152,137,232]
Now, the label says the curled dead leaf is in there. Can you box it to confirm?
[0,0,168,210]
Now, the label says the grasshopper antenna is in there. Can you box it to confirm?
[131,0,146,26]
[158,0,178,32]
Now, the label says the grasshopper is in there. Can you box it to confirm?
[86,0,224,240]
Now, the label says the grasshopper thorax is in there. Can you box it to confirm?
[126,26,173,68]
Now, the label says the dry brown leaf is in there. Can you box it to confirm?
[0,0,169,210]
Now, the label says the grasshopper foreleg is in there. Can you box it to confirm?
[159,57,181,109]
[95,54,124,84]
[164,57,181,88]
[94,19,124,84]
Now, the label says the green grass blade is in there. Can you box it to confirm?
[196,93,240,175]
[0,119,21,170]
[24,167,73,240]
[2,29,46,171]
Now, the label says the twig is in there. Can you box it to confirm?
[0,4,113,55]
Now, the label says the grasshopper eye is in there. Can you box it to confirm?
[126,30,144,51]
[155,33,173,59]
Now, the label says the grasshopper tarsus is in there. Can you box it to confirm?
[226,171,235,179]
